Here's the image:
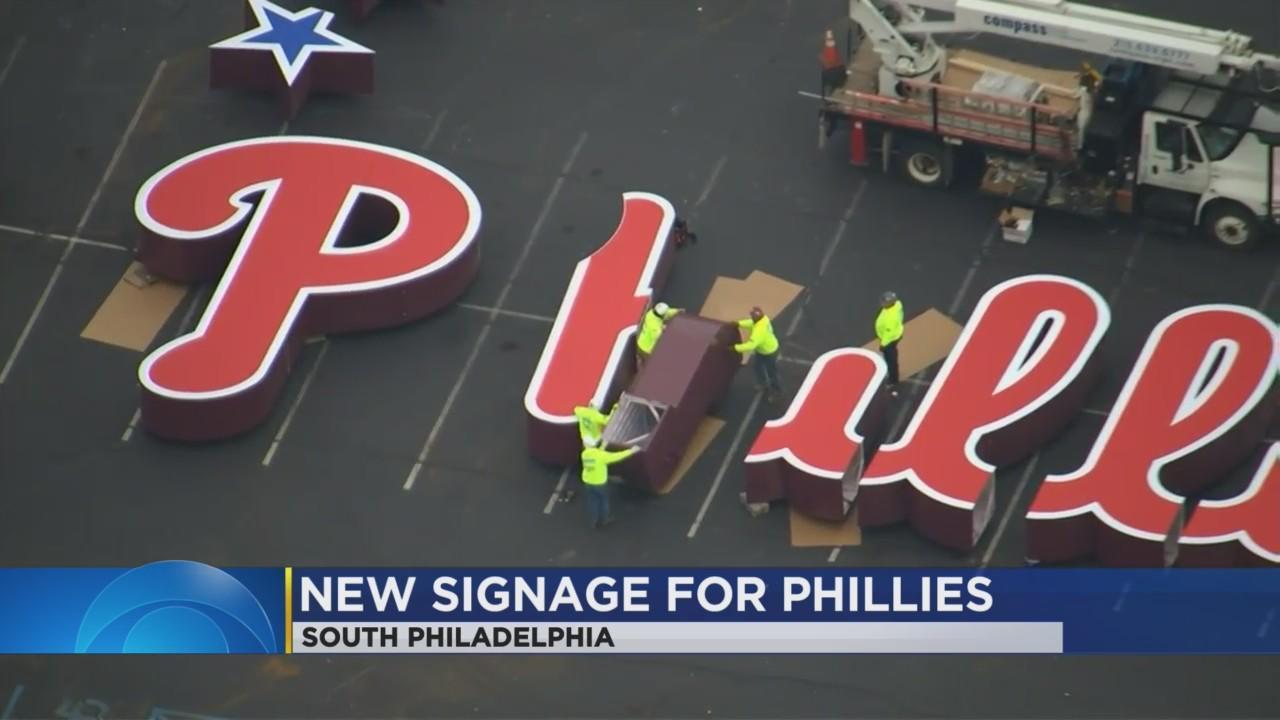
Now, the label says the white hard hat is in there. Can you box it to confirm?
[583,436,601,449]
[654,302,670,315]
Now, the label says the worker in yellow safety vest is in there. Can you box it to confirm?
[875,291,904,395]
[734,306,782,400]
[573,401,612,447]
[580,437,639,528]
[636,302,681,366]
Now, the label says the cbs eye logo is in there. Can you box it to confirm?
[75,560,278,653]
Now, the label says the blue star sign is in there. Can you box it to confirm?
[210,0,372,87]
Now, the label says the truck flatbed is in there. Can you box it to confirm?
[826,44,1084,162]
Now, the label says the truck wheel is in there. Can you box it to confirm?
[898,139,952,189]
[1202,202,1259,250]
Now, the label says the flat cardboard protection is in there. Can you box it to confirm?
[789,506,862,547]
[81,262,189,352]
[699,277,753,323]
[862,308,963,379]
[699,271,803,324]
[701,271,804,364]
[656,417,725,495]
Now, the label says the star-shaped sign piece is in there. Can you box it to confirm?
[210,0,375,119]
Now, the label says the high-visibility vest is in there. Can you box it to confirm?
[581,446,638,486]
[876,300,904,346]
[636,307,680,354]
[734,315,779,356]
[574,406,610,444]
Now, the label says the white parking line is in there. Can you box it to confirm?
[403,132,589,491]
[120,408,143,443]
[1107,232,1145,306]
[262,340,330,467]
[421,109,449,151]
[456,302,553,323]
[979,452,1040,568]
[0,35,26,90]
[687,393,763,539]
[1259,263,1280,313]
[0,60,166,385]
[0,224,132,252]
[686,182,867,539]
[694,156,728,208]
[542,467,572,514]
[0,684,23,720]
[818,182,866,278]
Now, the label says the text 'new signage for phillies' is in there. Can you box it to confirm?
[132,136,1279,569]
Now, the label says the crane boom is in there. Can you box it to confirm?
[859,0,1280,77]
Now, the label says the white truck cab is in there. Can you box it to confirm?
[1139,79,1280,248]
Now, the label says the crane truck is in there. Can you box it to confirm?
[814,0,1280,250]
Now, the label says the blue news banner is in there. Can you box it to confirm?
[0,561,1276,654]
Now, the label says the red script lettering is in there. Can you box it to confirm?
[524,193,676,465]
[858,275,1110,551]
[135,137,481,441]
[1027,306,1278,566]
[742,348,887,521]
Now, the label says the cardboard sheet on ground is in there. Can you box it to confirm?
[699,271,804,323]
[743,270,804,320]
[81,262,188,352]
[700,271,805,365]
[699,277,753,323]
[863,308,963,379]
[655,417,725,495]
[789,506,862,547]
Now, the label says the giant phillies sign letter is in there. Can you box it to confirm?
[134,137,481,441]
[743,276,1109,550]
[1027,306,1279,567]
[743,348,888,522]
[523,193,676,465]
[735,271,1277,565]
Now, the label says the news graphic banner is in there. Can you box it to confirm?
[0,562,1277,654]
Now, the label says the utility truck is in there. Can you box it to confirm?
[814,0,1280,249]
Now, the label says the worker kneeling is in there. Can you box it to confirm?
[580,437,639,529]
[635,301,682,368]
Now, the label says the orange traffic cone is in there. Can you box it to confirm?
[820,29,841,70]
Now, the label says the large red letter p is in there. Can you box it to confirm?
[135,137,481,441]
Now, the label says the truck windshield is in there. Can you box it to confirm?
[1197,125,1243,161]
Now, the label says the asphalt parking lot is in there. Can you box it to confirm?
[1,0,1279,717]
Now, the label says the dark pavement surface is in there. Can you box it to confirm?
[1,0,1279,718]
